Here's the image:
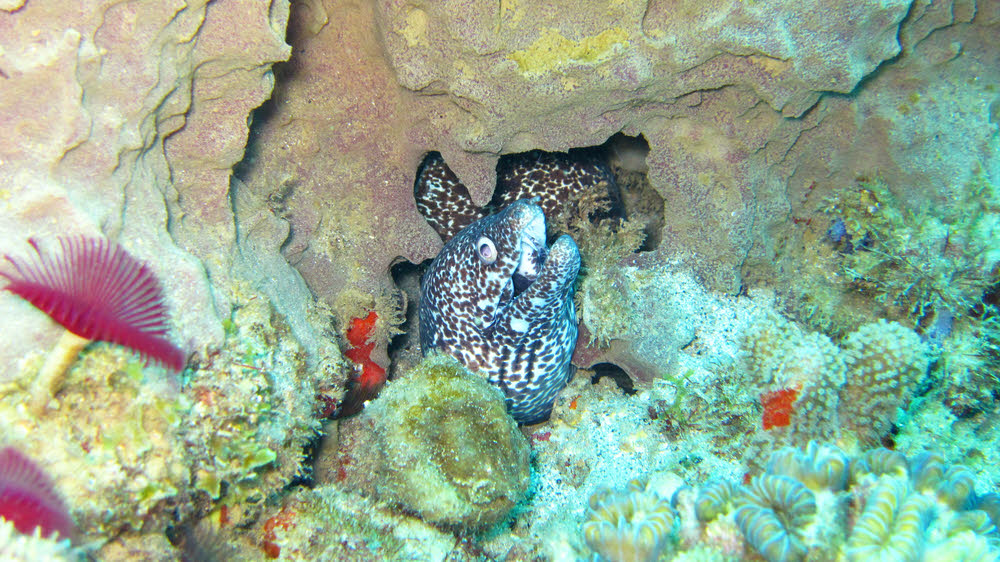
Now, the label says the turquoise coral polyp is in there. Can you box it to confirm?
[583,477,677,562]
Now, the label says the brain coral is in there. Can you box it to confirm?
[362,353,531,532]
[734,475,816,562]
[583,477,677,562]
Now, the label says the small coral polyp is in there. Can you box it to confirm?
[583,477,676,562]
[734,475,816,561]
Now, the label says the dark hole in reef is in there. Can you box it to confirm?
[590,362,636,395]
[604,133,663,252]
[388,258,428,373]
[976,281,1000,315]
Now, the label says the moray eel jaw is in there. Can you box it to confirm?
[419,199,581,424]
[513,206,546,293]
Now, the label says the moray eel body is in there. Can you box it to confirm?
[414,149,619,243]
[418,200,580,424]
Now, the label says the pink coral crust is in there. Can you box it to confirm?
[0,447,74,540]
[1,236,185,371]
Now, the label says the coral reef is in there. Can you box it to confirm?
[0,3,344,552]
[0,283,326,549]
[745,313,930,449]
[349,354,531,532]
[0,0,996,558]
[633,442,1000,562]
[179,286,328,504]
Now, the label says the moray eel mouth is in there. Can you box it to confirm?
[512,211,547,296]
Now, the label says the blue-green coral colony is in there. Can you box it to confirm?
[583,442,1000,562]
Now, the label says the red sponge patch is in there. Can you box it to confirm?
[337,311,388,417]
[761,386,800,430]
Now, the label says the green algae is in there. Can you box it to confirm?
[788,169,999,336]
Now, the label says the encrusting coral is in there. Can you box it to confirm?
[0,237,186,413]
[597,441,1000,562]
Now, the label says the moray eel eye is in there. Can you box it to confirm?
[477,236,497,264]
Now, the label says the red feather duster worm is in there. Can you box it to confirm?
[1,237,186,412]
[2,236,185,370]
[0,446,75,540]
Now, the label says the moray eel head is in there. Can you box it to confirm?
[419,199,580,424]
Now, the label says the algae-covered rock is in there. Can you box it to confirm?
[363,354,531,532]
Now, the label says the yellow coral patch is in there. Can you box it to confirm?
[400,7,428,47]
[509,27,630,76]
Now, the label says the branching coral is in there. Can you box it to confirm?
[583,477,677,562]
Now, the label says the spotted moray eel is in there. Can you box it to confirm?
[415,150,613,423]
